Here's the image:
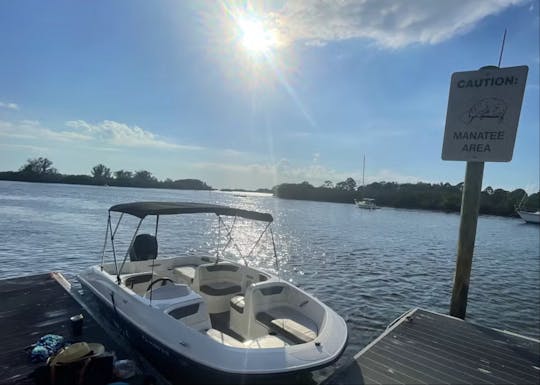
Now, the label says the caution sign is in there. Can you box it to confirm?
[442,65,528,162]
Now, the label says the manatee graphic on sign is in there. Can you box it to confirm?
[442,65,528,162]
[462,97,508,124]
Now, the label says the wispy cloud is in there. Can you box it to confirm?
[1,119,205,152]
[0,101,19,110]
[193,158,423,188]
[0,120,92,142]
[65,120,203,150]
[271,0,526,48]
[0,143,48,152]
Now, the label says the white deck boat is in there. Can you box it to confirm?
[78,202,347,380]
[354,198,379,210]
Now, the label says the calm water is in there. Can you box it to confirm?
[1,180,539,375]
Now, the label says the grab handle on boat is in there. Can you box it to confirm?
[299,300,309,307]
[179,340,189,348]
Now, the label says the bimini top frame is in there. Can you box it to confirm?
[100,201,277,284]
[109,201,273,222]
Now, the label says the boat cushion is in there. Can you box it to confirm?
[270,318,316,344]
[230,295,245,313]
[173,265,196,283]
[245,335,287,348]
[206,329,244,348]
[143,284,190,300]
[200,282,241,296]
[256,312,317,344]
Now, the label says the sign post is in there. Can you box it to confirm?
[443,65,528,319]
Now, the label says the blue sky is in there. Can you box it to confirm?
[1,0,538,191]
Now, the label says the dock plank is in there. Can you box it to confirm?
[324,308,540,385]
[0,273,161,385]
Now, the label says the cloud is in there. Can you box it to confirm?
[0,143,48,152]
[65,120,204,150]
[0,119,204,151]
[193,157,425,189]
[0,101,19,110]
[0,120,92,142]
[271,0,526,48]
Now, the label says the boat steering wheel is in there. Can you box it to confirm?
[146,277,175,293]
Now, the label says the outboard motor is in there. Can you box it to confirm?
[129,234,158,261]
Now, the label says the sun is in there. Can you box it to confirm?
[237,16,278,54]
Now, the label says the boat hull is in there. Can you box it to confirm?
[518,211,540,224]
[80,281,318,384]
[78,264,347,382]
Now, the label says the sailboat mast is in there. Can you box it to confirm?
[362,155,365,186]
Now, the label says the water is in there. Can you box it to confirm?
[1,180,539,375]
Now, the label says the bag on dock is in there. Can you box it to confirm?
[29,334,66,362]
[33,342,113,385]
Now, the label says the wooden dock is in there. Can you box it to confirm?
[324,308,540,385]
[0,272,167,385]
[2,274,539,385]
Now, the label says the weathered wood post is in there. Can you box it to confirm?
[442,64,528,320]
[449,161,484,319]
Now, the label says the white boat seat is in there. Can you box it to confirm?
[123,272,154,287]
[230,295,245,313]
[200,282,241,296]
[173,265,196,283]
[245,335,288,348]
[122,272,158,296]
[206,328,244,347]
[143,283,190,300]
[256,311,317,344]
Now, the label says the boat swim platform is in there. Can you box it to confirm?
[0,272,168,385]
[324,308,540,385]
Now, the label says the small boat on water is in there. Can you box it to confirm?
[354,198,380,210]
[515,193,540,224]
[354,156,380,210]
[517,210,540,224]
[78,202,347,381]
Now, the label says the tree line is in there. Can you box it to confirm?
[0,157,212,190]
[274,178,540,217]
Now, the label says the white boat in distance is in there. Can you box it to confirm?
[517,210,540,224]
[78,202,347,381]
[354,198,380,210]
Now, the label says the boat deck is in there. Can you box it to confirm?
[0,272,167,385]
[324,308,540,385]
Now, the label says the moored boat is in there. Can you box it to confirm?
[354,198,380,210]
[517,210,540,224]
[78,202,347,381]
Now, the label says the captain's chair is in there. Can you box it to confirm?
[129,234,158,261]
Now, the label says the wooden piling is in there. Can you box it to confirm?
[450,161,485,319]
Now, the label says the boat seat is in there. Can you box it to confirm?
[206,328,244,348]
[173,265,196,284]
[245,335,288,349]
[129,234,158,261]
[200,282,241,296]
[230,295,245,313]
[143,283,190,300]
[256,311,317,344]
[122,272,158,296]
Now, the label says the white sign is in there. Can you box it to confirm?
[442,65,528,162]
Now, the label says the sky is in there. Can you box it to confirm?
[0,0,539,191]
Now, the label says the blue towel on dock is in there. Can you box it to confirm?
[30,334,67,362]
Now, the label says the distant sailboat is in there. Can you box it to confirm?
[354,155,380,210]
